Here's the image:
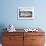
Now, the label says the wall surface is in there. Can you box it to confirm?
[0,0,46,30]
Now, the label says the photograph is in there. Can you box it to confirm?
[18,7,34,19]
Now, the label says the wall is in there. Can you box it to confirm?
[0,0,46,30]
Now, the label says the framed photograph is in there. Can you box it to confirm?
[17,7,34,19]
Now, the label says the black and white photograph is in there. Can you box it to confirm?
[18,7,34,19]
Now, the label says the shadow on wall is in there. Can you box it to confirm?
[0,24,7,43]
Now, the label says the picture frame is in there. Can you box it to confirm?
[17,7,34,19]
